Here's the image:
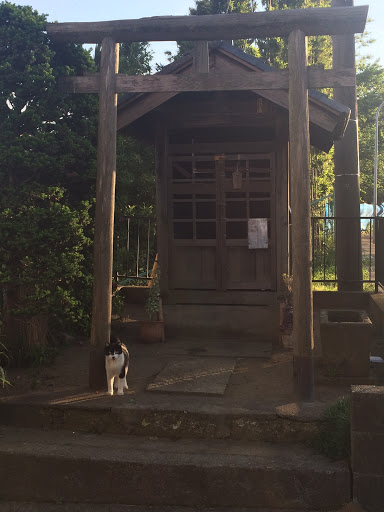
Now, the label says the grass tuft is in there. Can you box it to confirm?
[313,395,351,460]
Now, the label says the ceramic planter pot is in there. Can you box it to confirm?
[139,320,165,343]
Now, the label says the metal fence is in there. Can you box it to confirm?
[114,215,384,290]
[113,216,157,285]
[311,216,384,291]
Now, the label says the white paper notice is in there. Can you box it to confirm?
[248,218,268,249]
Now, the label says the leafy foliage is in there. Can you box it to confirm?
[145,268,161,321]
[113,58,156,279]
[357,61,384,204]
[313,396,351,460]
[0,186,92,327]
[0,2,98,358]
[0,341,10,386]
[0,3,98,194]
[95,42,153,75]
[172,0,260,60]
[259,0,332,68]
[115,135,155,217]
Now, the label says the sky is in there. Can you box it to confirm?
[11,0,384,66]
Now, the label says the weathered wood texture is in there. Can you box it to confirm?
[213,49,349,150]
[168,146,275,292]
[288,29,314,401]
[156,91,276,130]
[89,38,119,390]
[169,141,275,155]
[193,41,209,73]
[117,92,178,131]
[275,117,289,293]
[216,157,226,292]
[165,290,277,305]
[60,68,355,94]
[332,0,362,291]
[155,120,170,297]
[46,6,368,43]
[115,49,349,152]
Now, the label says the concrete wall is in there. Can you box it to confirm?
[351,385,384,512]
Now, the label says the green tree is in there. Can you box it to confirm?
[0,2,98,357]
[0,2,98,194]
[259,0,332,68]
[95,42,153,75]
[171,0,260,60]
[0,187,93,344]
[357,61,384,204]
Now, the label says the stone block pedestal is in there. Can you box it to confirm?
[320,309,373,377]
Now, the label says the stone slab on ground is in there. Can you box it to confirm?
[161,339,272,358]
[147,358,236,396]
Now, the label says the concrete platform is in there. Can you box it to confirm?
[0,392,325,443]
[0,335,354,443]
[0,335,358,512]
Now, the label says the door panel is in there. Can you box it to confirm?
[221,156,273,290]
[225,246,272,290]
[168,154,274,291]
[171,246,216,289]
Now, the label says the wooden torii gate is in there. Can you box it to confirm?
[47,5,368,401]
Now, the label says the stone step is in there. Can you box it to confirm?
[0,505,327,512]
[0,395,324,443]
[0,426,350,510]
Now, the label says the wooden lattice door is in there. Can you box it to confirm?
[168,153,275,291]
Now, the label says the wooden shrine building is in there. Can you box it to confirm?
[47,4,368,399]
[117,41,351,341]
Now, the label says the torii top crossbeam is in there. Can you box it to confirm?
[46,6,368,43]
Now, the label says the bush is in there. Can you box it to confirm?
[0,186,93,359]
[313,395,351,460]
[0,341,10,387]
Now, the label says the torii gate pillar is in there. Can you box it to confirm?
[332,0,362,291]
[289,29,315,401]
[89,38,119,389]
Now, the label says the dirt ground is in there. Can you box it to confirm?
[0,331,352,407]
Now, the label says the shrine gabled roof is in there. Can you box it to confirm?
[117,40,351,152]
[220,41,350,115]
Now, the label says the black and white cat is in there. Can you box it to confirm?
[104,335,129,395]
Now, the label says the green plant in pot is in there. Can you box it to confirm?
[139,267,165,343]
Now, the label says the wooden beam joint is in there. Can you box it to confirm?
[193,41,209,73]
